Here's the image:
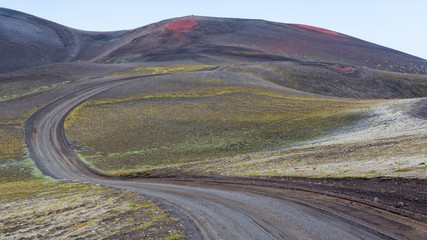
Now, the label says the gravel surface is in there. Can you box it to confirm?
[25,73,427,239]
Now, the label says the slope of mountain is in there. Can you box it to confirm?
[0,8,127,73]
[1,8,426,75]
[0,8,76,73]
[99,15,427,75]
[1,9,427,238]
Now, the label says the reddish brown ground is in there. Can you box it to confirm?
[293,24,346,37]
[326,64,360,73]
[154,17,199,39]
[3,9,427,74]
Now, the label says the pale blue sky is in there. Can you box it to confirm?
[1,0,426,59]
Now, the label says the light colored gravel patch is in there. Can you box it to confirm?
[0,181,184,240]
[304,98,427,147]
[254,156,426,178]
[178,98,427,178]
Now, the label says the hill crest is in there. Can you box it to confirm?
[1,8,426,74]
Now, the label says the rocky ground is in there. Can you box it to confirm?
[1,61,426,238]
[0,180,185,240]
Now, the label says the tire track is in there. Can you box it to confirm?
[25,74,407,239]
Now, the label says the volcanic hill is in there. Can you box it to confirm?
[1,7,426,75]
[1,9,427,238]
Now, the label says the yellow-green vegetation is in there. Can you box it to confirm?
[0,111,32,163]
[0,62,136,103]
[155,99,427,179]
[0,153,184,239]
[225,62,427,98]
[173,134,427,178]
[0,123,25,161]
[0,157,48,183]
[0,109,184,239]
[108,64,215,77]
[1,179,184,239]
[67,86,358,107]
[65,81,374,175]
[0,81,71,102]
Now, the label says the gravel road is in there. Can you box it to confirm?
[25,74,425,239]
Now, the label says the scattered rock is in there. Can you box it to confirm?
[373,197,379,202]
[396,201,404,208]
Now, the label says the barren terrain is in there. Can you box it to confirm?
[1,8,426,239]
[1,179,184,239]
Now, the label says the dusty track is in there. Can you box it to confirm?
[25,73,426,239]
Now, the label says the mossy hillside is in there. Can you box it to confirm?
[0,63,217,175]
[0,123,25,161]
[177,134,427,178]
[0,111,37,172]
[0,93,184,239]
[0,63,129,103]
[226,62,427,99]
[65,84,374,174]
[165,98,427,178]
[0,81,71,102]
[0,157,185,239]
[0,103,46,183]
[0,70,69,102]
[0,63,135,162]
[0,61,144,167]
[108,64,216,77]
[0,143,185,239]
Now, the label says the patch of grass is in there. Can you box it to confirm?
[0,146,185,239]
[170,133,426,179]
[0,125,25,161]
[0,180,185,239]
[394,166,427,173]
[0,157,52,183]
[0,109,184,239]
[166,233,185,240]
[0,81,71,102]
[0,110,49,181]
[114,58,129,64]
[108,64,215,77]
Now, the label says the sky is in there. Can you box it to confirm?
[1,0,426,59]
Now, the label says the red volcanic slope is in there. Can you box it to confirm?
[1,8,426,74]
[96,16,427,74]
[160,17,199,39]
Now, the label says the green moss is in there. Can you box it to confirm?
[394,166,427,172]
[0,126,25,161]
[108,64,215,77]
[1,180,185,239]
[0,81,71,102]
[65,84,373,174]
[166,233,184,240]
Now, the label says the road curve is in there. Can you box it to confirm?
[25,74,409,239]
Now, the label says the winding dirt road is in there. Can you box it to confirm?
[25,74,425,239]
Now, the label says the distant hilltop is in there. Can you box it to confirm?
[1,7,426,74]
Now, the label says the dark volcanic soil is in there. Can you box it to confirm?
[137,174,427,222]
[2,7,426,236]
[409,98,427,119]
[2,8,427,74]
